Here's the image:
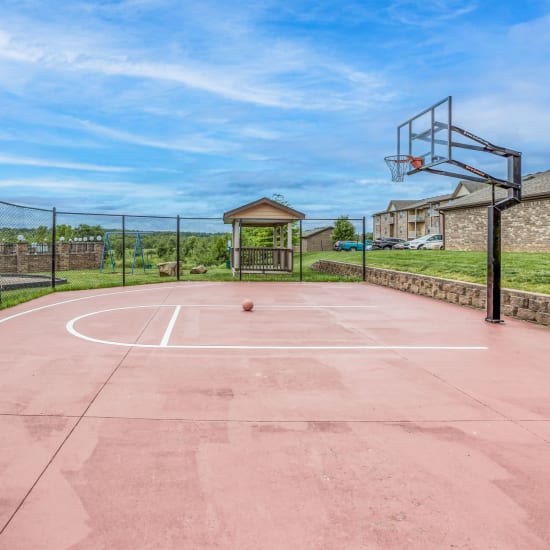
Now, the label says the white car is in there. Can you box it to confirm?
[408,233,444,250]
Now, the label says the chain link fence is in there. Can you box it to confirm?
[1,201,368,309]
[0,201,56,308]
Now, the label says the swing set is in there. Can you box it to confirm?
[99,232,153,273]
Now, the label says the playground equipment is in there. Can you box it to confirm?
[100,232,150,274]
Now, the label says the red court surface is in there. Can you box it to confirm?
[1,281,549,549]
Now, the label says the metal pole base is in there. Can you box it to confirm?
[485,318,504,324]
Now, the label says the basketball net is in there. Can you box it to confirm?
[384,155,423,182]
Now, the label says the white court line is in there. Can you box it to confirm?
[157,304,378,309]
[0,287,377,327]
[161,305,181,347]
[65,306,488,351]
[0,284,186,325]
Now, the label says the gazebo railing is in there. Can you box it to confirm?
[234,247,293,272]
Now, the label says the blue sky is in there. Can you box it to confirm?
[1,0,550,226]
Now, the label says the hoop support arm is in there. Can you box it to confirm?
[451,126,521,157]
[410,159,521,190]
[411,166,487,182]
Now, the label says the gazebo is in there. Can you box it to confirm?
[223,197,305,274]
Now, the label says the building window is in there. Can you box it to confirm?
[399,212,404,218]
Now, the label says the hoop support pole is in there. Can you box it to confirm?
[485,152,521,323]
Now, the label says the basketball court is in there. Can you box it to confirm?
[1,281,550,549]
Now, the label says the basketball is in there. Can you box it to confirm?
[242,299,254,312]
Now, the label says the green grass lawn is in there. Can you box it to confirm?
[321,249,550,294]
[1,250,548,310]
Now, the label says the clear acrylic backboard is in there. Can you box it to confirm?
[397,96,452,170]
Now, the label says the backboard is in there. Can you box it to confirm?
[397,96,452,170]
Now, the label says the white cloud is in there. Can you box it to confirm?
[0,177,176,198]
[78,120,237,154]
[0,11,390,112]
[387,0,477,27]
[0,154,132,173]
[240,127,283,140]
[355,177,392,185]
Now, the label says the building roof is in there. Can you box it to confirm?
[373,194,452,217]
[407,192,454,209]
[440,170,550,211]
[302,226,334,239]
[456,182,487,195]
[373,200,416,216]
[223,197,306,224]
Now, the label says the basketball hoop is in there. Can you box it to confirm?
[384,155,424,182]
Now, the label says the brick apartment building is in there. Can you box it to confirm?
[373,170,550,252]
[440,170,550,252]
[373,182,484,241]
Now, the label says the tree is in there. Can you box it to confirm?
[33,225,50,242]
[74,224,104,240]
[56,224,75,241]
[271,193,290,207]
[242,193,299,248]
[332,216,357,243]
[271,193,300,246]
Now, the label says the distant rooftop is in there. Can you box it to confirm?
[440,170,550,211]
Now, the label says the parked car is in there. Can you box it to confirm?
[407,233,444,250]
[333,240,373,251]
[372,237,406,250]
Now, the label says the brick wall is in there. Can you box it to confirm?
[444,197,550,252]
[310,260,550,327]
[0,254,17,272]
[0,242,103,273]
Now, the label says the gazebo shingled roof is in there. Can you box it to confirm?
[223,197,305,226]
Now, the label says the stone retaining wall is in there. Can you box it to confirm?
[310,260,550,327]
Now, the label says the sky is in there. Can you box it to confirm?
[1,0,550,228]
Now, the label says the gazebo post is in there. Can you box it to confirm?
[233,220,240,269]
[287,223,292,248]
[287,222,293,271]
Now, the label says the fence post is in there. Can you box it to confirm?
[122,215,126,286]
[52,207,57,289]
[362,216,366,282]
[176,215,181,281]
[299,220,303,282]
[238,219,242,281]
